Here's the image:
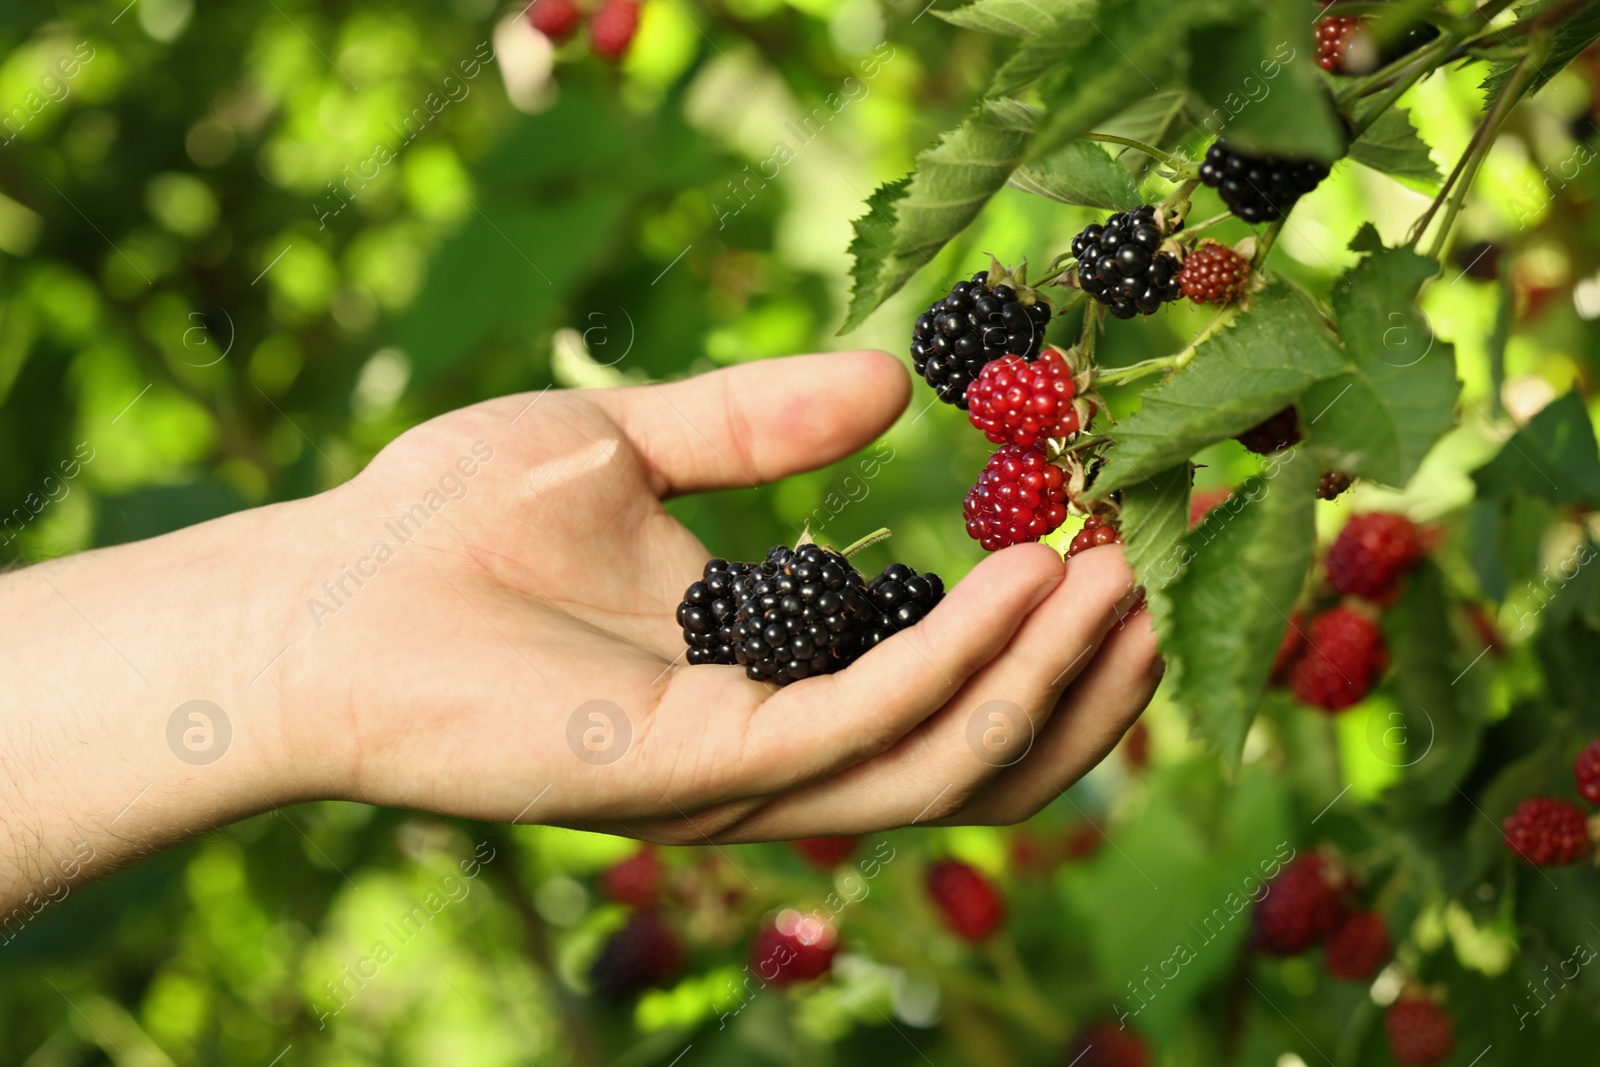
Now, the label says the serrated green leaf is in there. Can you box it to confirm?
[935,0,1094,38]
[1472,391,1600,507]
[1303,233,1458,487]
[1117,463,1192,595]
[1186,6,1343,161]
[1349,108,1442,184]
[1024,0,1246,157]
[841,178,914,334]
[1092,285,1348,496]
[1481,0,1600,106]
[1008,139,1143,209]
[841,101,1038,331]
[1161,448,1319,769]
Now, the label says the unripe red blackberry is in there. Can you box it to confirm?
[601,849,664,909]
[790,837,859,870]
[963,444,1068,551]
[1071,205,1184,319]
[1236,406,1301,455]
[749,910,838,985]
[1190,486,1232,527]
[1317,470,1353,500]
[732,543,867,685]
[1062,1020,1152,1067]
[588,912,682,1001]
[1325,512,1424,601]
[1385,997,1455,1066]
[1322,910,1390,981]
[1315,15,1367,73]
[528,0,583,40]
[1200,141,1330,224]
[1575,738,1600,805]
[1177,240,1251,306]
[1066,514,1122,558]
[1502,796,1592,866]
[677,558,757,665]
[912,271,1052,407]
[1288,606,1387,712]
[1271,610,1306,683]
[1121,719,1150,770]
[854,563,944,658]
[588,0,639,62]
[1252,853,1347,955]
[926,860,1006,942]
[966,349,1083,447]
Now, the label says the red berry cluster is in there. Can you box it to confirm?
[750,909,839,985]
[1067,513,1123,558]
[1385,995,1456,1066]
[1252,853,1393,982]
[1175,239,1252,306]
[926,859,1006,942]
[1314,15,1366,73]
[1285,606,1388,713]
[1499,738,1600,866]
[528,0,640,62]
[966,350,1083,446]
[963,442,1069,551]
[1063,1020,1152,1067]
[1326,512,1425,602]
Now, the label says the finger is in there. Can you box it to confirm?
[951,602,1162,826]
[712,546,1139,838]
[706,543,1066,798]
[587,350,910,497]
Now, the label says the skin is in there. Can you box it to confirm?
[0,350,1159,913]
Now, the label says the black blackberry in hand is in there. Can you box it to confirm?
[733,543,868,685]
[911,271,1052,408]
[1071,205,1185,320]
[1200,141,1331,224]
[853,564,945,658]
[677,558,757,665]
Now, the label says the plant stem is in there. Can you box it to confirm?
[1093,355,1178,388]
[1081,301,1100,363]
[841,527,892,557]
[1251,219,1284,271]
[1035,256,1079,286]
[1182,210,1235,237]
[1081,132,1190,170]
[1421,37,1548,260]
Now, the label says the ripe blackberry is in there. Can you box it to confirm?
[854,563,945,657]
[1288,606,1387,712]
[528,0,583,40]
[1200,141,1331,224]
[1575,738,1600,805]
[1253,854,1347,955]
[601,849,665,910]
[1502,796,1592,866]
[1322,910,1390,981]
[1177,239,1251,306]
[964,444,1068,551]
[1071,205,1184,319]
[1062,1021,1152,1067]
[678,558,757,665]
[588,0,640,62]
[1317,470,1353,501]
[1326,512,1424,601]
[911,271,1052,408]
[750,910,838,985]
[966,350,1083,447]
[1385,998,1455,1066]
[1066,514,1122,558]
[1236,407,1301,455]
[1190,486,1232,527]
[588,912,681,1001]
[926,860,1006,942]
[1315,15,1366,73]
[790,837,860,870]
[732,544,867,685]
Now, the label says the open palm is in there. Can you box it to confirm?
[281,351,1161,843]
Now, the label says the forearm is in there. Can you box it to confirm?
[0,498,322,913]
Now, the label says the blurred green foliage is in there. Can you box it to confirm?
[5,0,1600,1064]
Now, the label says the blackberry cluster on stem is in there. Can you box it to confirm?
[1200,141,1330,223]
[911,270,1051,407]
[1071,205,1184,319]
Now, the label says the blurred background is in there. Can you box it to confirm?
[3,1,1600,1064]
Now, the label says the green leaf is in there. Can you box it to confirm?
[1117,463,1192,595]
[841,101,1038,331]
[1092,285,1348,496]
[1160,448,1319,769]
[1186,6,1344,161]
[935,0,1095,38]
[1025,0,1246,157]
[1481,0,1600,105]
[1349,108,1442,184]
[1008,139,1143,209]
[1302,233,1458,487]
[1471,391,1600,508]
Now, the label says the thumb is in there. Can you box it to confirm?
[589,350,911,497]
